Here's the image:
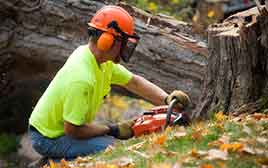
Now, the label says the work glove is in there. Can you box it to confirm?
[165,90,191,110]
[107,120,135,140]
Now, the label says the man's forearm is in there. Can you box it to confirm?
[124,74,168,106]
[64,121,110,139]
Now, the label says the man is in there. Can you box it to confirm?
[28,5,190,163]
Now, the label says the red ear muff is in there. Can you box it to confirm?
[97,32,114,51]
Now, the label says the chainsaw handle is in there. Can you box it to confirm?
[165,98,179,129]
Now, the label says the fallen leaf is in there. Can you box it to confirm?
[206,149,228,160]
[238,137,250,143]
[49,160,60,168]
[104,145,115,154]
[190,148,208,158]
[160,150,178,157]
[174,130,187,139]
[191,148,198,157]
[127,141,146,151]
[260,130,268,136]
[112,157,135,168]
[215,122,224,132]
[218,134,230,144]
[130,149,150,159]
[231,143,244,151]
[147,141,167,157]
[191,122,209,140]
[192,130,203,140]
[242,124,252,135]
[208,134,230,147]
[75,156,90,164]
[219,144,232,151]
[194,121,207,130]
[256,157,268,165]
[153,134,167,145]
[177,154,195,164]
[216,161,225,168]
[172,162,182,168]
[231,116,242,122]
[219,143,244,152]
[95,163,118,168]
[252,113,268,121]
[200,164,214,168]
[165,126,173,134]
[256,137,268,145]
[255,148,267,155]
[152,163,172,168]
[60,159,70,168]
[215,111,226,122]
[241,145,256,155]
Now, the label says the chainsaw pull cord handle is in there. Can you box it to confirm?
[165,98,179,129]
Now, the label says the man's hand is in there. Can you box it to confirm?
[165,90,191,109]
[107,120,135,140]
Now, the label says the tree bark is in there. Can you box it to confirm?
[0,0,207,133]
[193,6,268,119]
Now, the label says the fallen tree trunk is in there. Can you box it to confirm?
[0,0,207,133]
[193,6,268,118]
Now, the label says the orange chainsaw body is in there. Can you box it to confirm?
[132,105,179,137]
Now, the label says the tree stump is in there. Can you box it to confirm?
[193,6,268,118]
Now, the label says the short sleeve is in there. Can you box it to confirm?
[111,63,133,85]
[63,82,91,126]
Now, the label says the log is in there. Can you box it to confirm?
[193,6,268,118]
[0,0,207,133]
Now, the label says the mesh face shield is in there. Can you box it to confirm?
[108,21,140,63]
[119,35,139,62]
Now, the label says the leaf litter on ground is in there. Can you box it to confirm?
[44,112,268,168]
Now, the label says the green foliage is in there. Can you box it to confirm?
[208,103,225,119]
[227,155,259,168]
[0,133,19,155]
[123,0,194,21]
[224,122,244,140]
[260,96,268,111]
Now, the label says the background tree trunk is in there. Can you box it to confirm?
[193,6,268,119]
[0,0,207,133]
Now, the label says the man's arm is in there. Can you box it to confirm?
[64,121,110,139]
[124,74,168,106]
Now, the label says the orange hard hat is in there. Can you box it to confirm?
[88,5,134,36]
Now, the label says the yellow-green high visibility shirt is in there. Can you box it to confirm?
[29,45,133,138]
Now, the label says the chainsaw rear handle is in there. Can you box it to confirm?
[165,98,180,128]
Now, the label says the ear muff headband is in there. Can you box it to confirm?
[87,27,102,38]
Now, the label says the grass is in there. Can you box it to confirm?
[0,133,19,156]
[51,112,268,168]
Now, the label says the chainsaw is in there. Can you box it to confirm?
[132,98,190,137]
